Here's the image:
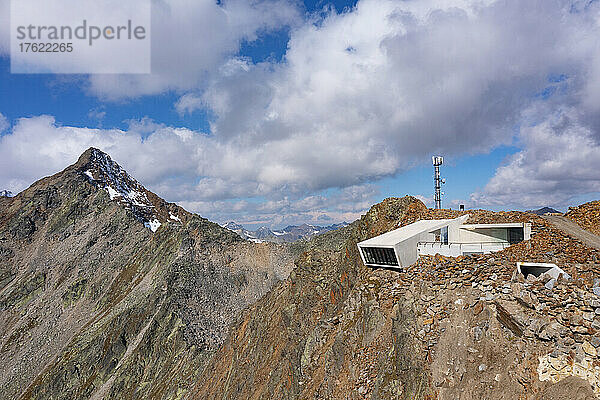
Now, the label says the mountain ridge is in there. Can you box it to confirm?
[76,147,188,232]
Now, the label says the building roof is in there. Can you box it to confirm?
[358,218,457,247]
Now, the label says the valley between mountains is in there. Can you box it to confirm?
[2,148,600,399]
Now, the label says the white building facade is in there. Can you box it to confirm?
[357,215,531,268]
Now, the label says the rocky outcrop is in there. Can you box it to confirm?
[0,148,296,400]
[567,200,600,236]
[77,148,187,232]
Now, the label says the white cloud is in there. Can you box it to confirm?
[0,115,376,225]
[414,195,434,208]
[85,0,301,99]
[4,0,600,221]
[0,0,299,93]
[471,108,600,208]
[0,113,8,134]
[179,184,376,227]
[175,93,204,115]
[196,0,600,196]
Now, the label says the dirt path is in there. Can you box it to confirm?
[542,215,600,250]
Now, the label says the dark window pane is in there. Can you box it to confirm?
[508,228,524,244]
[360,247,399,266]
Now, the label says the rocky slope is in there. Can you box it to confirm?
[567,201,600,236]
[192,198,600,399]
[0,148,296,400]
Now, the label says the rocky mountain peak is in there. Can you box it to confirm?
[527,206,562,215]
[75,147,185,232]
[223,221,244,230]
[0,147,295,400]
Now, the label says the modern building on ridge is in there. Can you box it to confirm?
[357,215,531,268]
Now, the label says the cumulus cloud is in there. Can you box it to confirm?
[0,0,298,92]
[179,184,377,227]
[4,0,600,222]
[86,0,301,99]
[471,108,600,208]
[0,116,133,192]
[175,94,204,116]
[0,115,377,225]
[196,0,600,197]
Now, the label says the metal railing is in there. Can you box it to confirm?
[417,241,510,254]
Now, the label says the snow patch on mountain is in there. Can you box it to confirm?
[84,170,95,180]
[144,219,162,233]
[106,186,120,200]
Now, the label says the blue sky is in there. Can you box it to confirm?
[1,0,600,228]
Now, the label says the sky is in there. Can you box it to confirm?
[2,0,600,229]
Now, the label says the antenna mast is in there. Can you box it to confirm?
[432,156,445,209]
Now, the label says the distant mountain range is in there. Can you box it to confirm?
[526,206,562,215]
[222,221,349,243]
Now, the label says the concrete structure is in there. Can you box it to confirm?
[357,215,531,268]
[516,262,569,280]
[516,262,570,290]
